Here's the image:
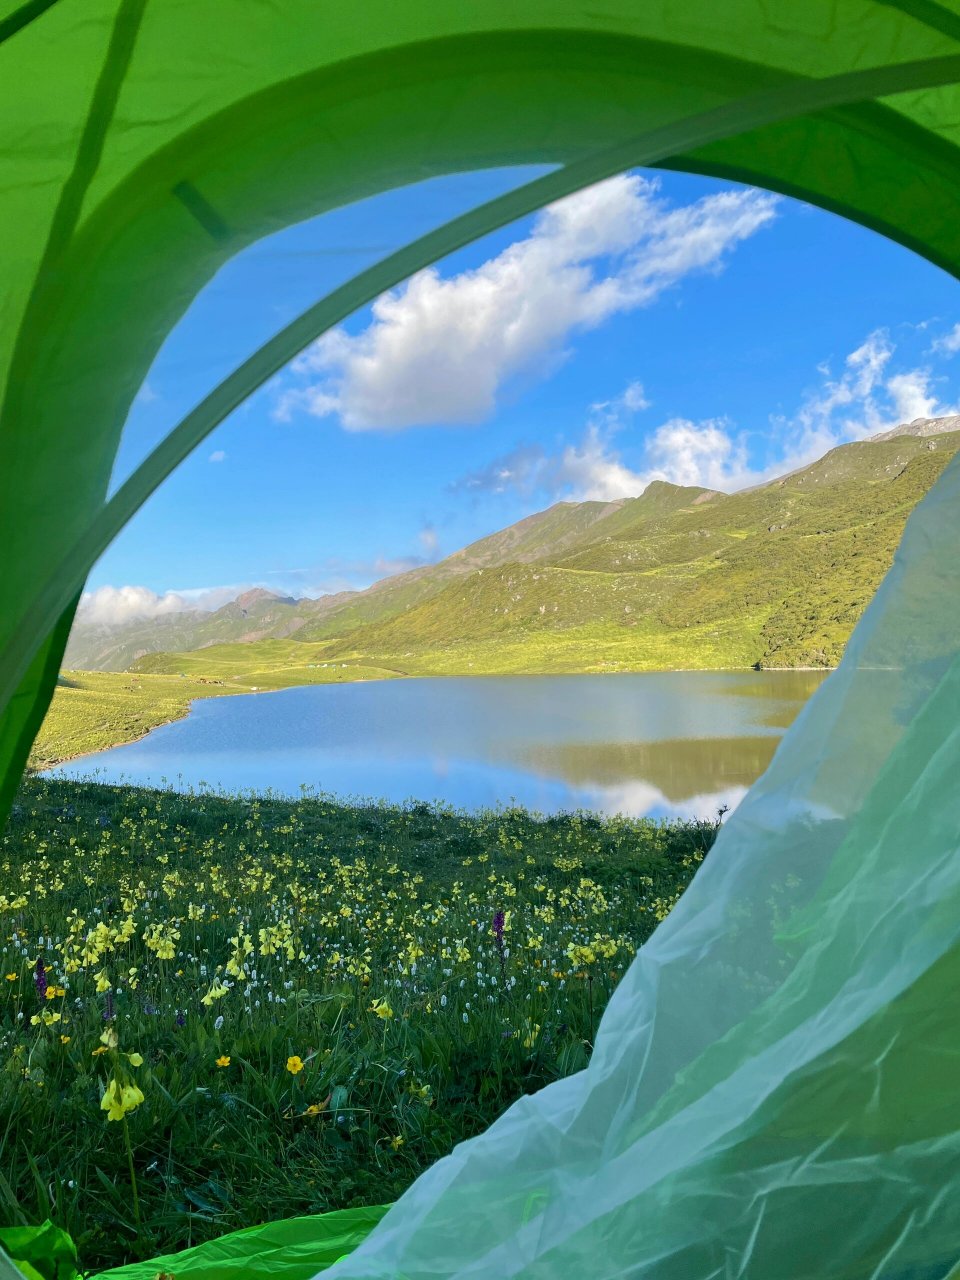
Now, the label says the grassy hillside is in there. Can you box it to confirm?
[68,425,960,686]
[299,432,960,673]
[66,589,304,671]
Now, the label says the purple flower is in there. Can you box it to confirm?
[103,991,115,1022]
[492,910,507,984]
[175,1009,186,1028]
[33,957,47,1002]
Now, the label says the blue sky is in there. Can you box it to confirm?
[80,166,960,626]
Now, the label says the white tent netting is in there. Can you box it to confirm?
[327,450,960,1277]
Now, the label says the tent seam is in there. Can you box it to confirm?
[0,0,61,47]
[874,0,960,44]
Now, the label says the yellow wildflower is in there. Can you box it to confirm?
[369,998,393,1020]
[91,1046,109,1057]
[215,1055,231,1068]
[389,1135,404,1151]
[286,1055,304,1075]
[100,1025,118,1049]
[143,921,180,960]
[100,1078,145,1122]
[30,1010,62,1027]
[126,1052,144,1067]
[60,1034,71,1044]
[4,973,16,982]
[201,977,229,1006]
[94,969,111,993]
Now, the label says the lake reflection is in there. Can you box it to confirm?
[51,672,828,819]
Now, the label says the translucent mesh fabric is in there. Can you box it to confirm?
[325,452,960,1277]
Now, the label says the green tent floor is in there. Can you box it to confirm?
[1,1207,390,1280]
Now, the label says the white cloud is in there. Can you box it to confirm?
[75,550,441,630]
[620,381,650,413]
[646,418,752,490]
[589,380,650,430]
[885,370,940,424]
[581,780,747,820]
[454,378,657,499]
[788,329,956,453]
[932,322,960,356]
[555,425,651,501]
[209,450,227,463]
[76,584,241,628]
[790,330,898,442]
[274,176,777,430]
[550,417,754,501]
[458,327,960,504]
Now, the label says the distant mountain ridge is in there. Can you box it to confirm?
[66,417,960,674]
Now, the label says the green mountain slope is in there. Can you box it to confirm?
[293,498,637,642]
[296,429,959,673]
[81,419,960,678]
[64,587,355,671]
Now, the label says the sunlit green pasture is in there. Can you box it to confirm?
[30,658,398,769]
[0,777,716,1273]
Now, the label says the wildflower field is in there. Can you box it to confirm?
[0,777,716,1273]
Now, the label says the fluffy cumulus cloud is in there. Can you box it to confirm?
[458,328,960,504]
[274,176,778,430]
[493,416,754,503]
[455,395,752,503]
[76,584,242,628]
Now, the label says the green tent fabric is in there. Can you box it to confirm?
[91,1208,390,1280]
[0,1221,81,1280]
[2,2,960,1276]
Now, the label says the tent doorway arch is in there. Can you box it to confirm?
[2,6,960,1276]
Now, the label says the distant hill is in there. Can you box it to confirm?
[65,585,351,671]
[70,416,960,676]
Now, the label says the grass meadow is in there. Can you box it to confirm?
[0,777,716,1273]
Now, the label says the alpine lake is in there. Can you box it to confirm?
[51,670,828,819]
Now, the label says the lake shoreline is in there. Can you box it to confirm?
[42,669,829,820]
[34,663,837,770]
